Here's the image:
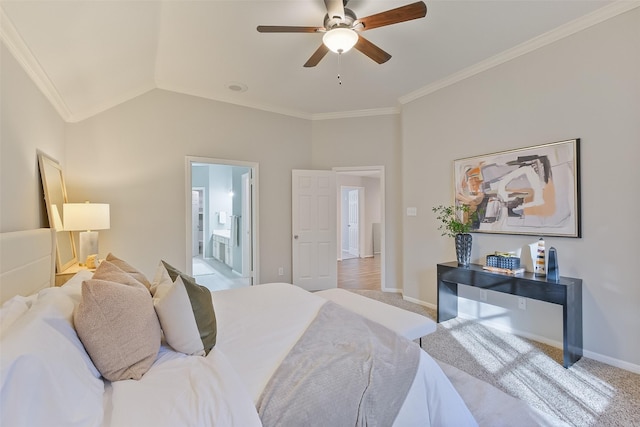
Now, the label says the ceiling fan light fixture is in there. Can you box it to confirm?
[322,27,358,53]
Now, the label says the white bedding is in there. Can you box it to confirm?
[213,283,477,427]
[1,273,476,427]
[107,346,261,427]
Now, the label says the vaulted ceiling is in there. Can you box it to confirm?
[1,0,631,122]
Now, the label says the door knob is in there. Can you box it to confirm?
[294,235,299,239]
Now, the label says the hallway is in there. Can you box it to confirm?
[337,255,381,291]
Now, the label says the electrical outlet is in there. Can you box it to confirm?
[518,297,527,310]
[480,289,488,302]
[278,267,284,276]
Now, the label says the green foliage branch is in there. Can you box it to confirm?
[432,204,478,238]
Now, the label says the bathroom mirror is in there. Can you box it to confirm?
[38,152,77,272]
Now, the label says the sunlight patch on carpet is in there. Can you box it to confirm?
[443,319,614,426]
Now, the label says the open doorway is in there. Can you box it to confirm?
[335,167,384,291]
[185,157,259,291]
[340,186,364,260]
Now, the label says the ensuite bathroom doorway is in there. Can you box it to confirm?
[185,157,258,291]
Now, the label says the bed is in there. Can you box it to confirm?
[0,228,477,427]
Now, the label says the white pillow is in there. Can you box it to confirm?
[150,260,173,296]
[154,276,208,356]
[152,262,217,356]
[0,287,104,427]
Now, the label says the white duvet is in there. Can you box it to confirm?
[213,283,477,427]
[1,274,476,427]
[106,346,261,427]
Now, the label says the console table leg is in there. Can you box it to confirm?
[437,279,458,323]
[563,285,583,368]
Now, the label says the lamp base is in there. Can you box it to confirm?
[78,231,99,266]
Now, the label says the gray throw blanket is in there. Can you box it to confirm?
[257,301,421,427]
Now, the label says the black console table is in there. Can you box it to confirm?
[437,262,583,368]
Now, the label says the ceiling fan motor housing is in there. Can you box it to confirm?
[324,8,358,30]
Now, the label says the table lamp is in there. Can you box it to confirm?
[63,202,110,265]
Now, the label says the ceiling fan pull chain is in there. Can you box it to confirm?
[337,51,343,86]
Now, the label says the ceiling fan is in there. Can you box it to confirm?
[257,0,427,67]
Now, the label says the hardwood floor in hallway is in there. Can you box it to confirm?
[338,255,381,291]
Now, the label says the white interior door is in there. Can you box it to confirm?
[292,169,337,291]
[348,189,359,257]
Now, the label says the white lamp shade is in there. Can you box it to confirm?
[322,28,358,53]
[63,203,110,231]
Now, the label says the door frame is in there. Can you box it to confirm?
[191,187,205,257]
[339,185,365,260]
[333,166,385,291]
[185,156,259,285]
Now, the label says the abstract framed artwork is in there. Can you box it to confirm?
[454,139,581,237]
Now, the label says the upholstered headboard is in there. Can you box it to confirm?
[0,228,56,304]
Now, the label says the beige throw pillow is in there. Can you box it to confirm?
[154,261,217,355]
[74,279,161,381]
[105,253,152,290]
[93,260,147,289]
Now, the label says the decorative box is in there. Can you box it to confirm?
[486,254,521,270]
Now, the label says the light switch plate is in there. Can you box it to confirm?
[407,207,417,216]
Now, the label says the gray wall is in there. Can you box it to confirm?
[401,8,640,369]
[0,44,66,232]
[62,89,312,284]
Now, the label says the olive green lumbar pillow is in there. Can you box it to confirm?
[74,279,162,381]
[154,261,217,355]
[105,253,152,290]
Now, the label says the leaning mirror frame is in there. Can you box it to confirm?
[37,152,78,272]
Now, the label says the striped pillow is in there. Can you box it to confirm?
[153,262,217,356]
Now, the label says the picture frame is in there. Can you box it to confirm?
[453,139,581,237]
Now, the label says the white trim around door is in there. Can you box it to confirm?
[185,156,259,285]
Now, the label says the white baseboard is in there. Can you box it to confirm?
[403,295,437,310]
[582,350,640,374]
[456,312,564,349]
[401,295,640,375]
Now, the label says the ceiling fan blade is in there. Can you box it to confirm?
[358,1,427,31]
[304,44,330,68]
[354,35,391,64]
[324,0,345,20]
[257,25,322,33]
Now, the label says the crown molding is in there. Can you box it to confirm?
[311,106,400,121]
[0,6,73,121]
[399,1,640,105]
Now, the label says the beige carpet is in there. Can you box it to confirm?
[347,290,640,427]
